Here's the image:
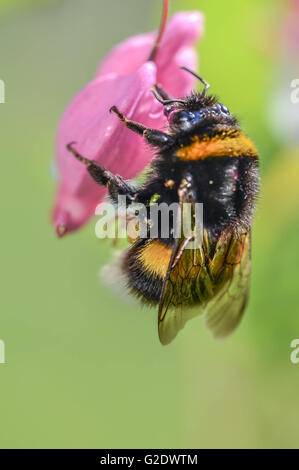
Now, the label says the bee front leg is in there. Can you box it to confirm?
[109,106,174,148]
[66,142,136,205]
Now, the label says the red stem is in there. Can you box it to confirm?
[148,0,169,62]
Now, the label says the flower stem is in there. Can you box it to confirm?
[148,0,169,62]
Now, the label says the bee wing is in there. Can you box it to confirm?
[158,172,205,345]
[158,238,206,345]
[159,294,206,344]
[204,232,251,338]
[158,237,182,345]
[159,301,203,346]
[158,230,251,344]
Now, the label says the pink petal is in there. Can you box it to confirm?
[53,63,157,236]
[96,11,204,86]
[97,35,154,76]
[155,12,203,68]
[157,46,198,98]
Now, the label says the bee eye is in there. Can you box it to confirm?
[173,111,195,123]
[211,106,221,115]
[219,103,230,115]
[170,111,196,129]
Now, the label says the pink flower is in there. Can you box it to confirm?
[53,10,204,237]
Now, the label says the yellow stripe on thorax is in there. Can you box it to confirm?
[176,130,258,161]
[138,241,172,278]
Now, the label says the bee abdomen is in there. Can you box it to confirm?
[122,240,166,303]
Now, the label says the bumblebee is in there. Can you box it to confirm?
[67,68,259,345]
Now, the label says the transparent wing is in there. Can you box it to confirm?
[204,232,251,338]
[158,239,208,346]
[158,299,204,345]
[158,237,184,345]
[158,230,251,344]
[158,175,201,345]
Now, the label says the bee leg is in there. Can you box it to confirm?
[66,142,136,205]
[172,234,193,269]
[110,105,174,148]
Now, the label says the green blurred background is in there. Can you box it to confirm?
[1,0,299,449]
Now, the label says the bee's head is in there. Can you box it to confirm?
[152,68,238,132]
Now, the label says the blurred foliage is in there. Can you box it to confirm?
[0,0,55,16]
[0,0,299,449]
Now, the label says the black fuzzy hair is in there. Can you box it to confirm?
[182,90,219,110]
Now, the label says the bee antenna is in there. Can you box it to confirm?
[151,87,185,106]
[180,66,210,96]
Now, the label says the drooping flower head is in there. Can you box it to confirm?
[53,1,204,236]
